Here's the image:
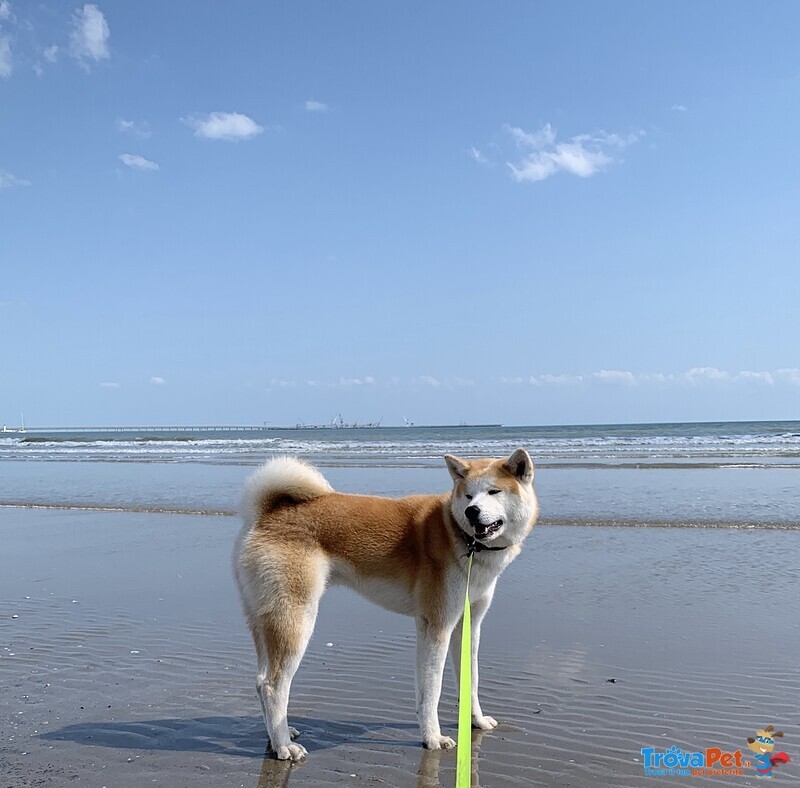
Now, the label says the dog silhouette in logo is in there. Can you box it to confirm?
[747,725,790,778]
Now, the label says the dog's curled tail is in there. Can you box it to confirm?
[240,456,334,527]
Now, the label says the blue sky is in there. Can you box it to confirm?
[1,1,799,427]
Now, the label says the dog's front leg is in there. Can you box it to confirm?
[415,617,455,749]
[449,591,498,731]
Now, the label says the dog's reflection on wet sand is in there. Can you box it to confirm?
[256,730,489,788]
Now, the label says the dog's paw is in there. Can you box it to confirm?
[288,726,301,739]
[472,715,498,731]
[275,743,307,761]
[424,734,456,750]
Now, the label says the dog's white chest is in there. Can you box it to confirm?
[465,550,516,602]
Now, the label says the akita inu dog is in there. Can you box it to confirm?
[233,449,538,760]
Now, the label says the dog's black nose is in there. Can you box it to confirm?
[465,505,480,522]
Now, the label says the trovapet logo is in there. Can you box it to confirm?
[641,725,790,779]
[640,745,746,778]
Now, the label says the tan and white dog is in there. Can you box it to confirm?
[233,449,539,760]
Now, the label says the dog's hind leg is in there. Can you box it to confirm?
[252,622,270,727]
[252,624,301,742]
[258,613,315,761]
[256,553,327,761]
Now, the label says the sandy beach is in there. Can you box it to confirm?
[2,502,797,787]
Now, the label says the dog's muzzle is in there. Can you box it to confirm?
[473,519,503,540]
[465,506,504,540]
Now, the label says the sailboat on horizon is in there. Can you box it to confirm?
[1,412,25,434]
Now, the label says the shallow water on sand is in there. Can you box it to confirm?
[3,459,800,527]
[2,505,799,786]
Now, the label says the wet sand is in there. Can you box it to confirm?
[1,507,798,786]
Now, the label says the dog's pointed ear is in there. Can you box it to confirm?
[504,448,534,482]
[444,454,469,481]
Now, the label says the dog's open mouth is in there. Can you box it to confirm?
[474,519,503,540]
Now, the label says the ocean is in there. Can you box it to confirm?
[2,420,799,526]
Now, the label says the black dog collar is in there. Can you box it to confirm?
[456,525,508,558]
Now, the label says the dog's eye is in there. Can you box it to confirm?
[465,494,473,500]
[488,489,501,496]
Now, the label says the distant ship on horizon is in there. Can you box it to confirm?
[293,414,384,429]
[2,413,25,433]
[290,416,502,430]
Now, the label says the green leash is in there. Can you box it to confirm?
[456,553,473,787]
[453,529,505,787]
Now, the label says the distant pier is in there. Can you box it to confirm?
[19,423,503,434]
[25,425,272,433]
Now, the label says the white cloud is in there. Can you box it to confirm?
[337,376,375,387]
[683,367,730,383]
[182,111,263,141]
[99,381,119,389]
[510,140,611,181]
[0,34,11,78]
[416,375,441,387]
[576,131,643,149]
[469,146,489,165]
[0,2,11,79]
[149,376,165,385]
[44,44,59,62]
[499,373,578,386]
[69,4,110,70]
[777,368,800,386]
[117,118,151,138]
[637,372,675,383]
[504,123,643,183]
[502,367,800,388]
[305,376,377,388]
[506,123,556,149]
[0,169,30,189]
[538,373,584,385]
[500,376,541,386]
[304,100,328,113]
[119,153,159,171]
[269,378,296,389]
[736,370,774,385]
[671,104,688,112]
[593,369,637,385]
